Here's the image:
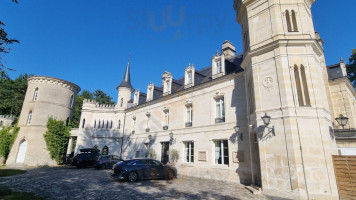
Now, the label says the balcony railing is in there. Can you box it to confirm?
[185,122,192,127]
[146,128,150,132]
[215,117,225,123]
[163,126,169,130]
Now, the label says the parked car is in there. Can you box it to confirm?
[95,155,123,169]
[71,148,100,168]
[111,158,177,182]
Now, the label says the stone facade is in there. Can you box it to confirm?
[4,0,356,199]
[6,76,80,166]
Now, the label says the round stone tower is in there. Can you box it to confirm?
[6,76,80,166]
[116,60,134,109]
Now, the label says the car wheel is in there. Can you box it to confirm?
[128,172,138,182]
[167,170,175,180]
[100,164,105,170]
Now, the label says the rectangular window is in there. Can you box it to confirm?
[188,72,192,84]
[184,142,194,163]
[163,111,169,129]
[215,97,225,123]
[214,140,229,165]
[217,60,222,74]
[186,105,192,127]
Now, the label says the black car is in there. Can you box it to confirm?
[95,155,123,169]
[111,158,177,182]
[71,148,100,168]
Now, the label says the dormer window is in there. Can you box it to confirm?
[133,90,140,106]
[162,71,172,96]
[212,53,225,79]
[184,64,195,89]
[146,83,154,102]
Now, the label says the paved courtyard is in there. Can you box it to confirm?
[0,166,278,200]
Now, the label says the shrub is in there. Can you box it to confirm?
[44,118,71,165]
[0,124,19,164]
[168,149,179,163]
[148,149,157,159]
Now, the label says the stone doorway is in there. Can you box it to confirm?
[16,140,27,163]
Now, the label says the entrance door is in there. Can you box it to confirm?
[16,140,27,163]
[161,142,169,164]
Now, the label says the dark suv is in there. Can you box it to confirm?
[111,158,177,182]
[71,148,100,168]
[95,155,123,169]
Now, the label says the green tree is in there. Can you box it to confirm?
[347,49,356,88]
[0,74,28,116]
[93,89,115,104]
[0,124,19,164]
[44,118,71,165]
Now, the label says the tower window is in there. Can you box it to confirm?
[33,88,39,101]
[94,120,96,128]
[27,111,32,125]
[120,98,123,107]
[294,65,310,106]
[70,95,74,108]
[118,120,121,129]
[286,10,298,32]
[82,118,85,128]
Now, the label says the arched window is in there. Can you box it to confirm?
[70,95,74,108]
[291,10,298,32]
[106,120,109,129]
[120,98,123,107]
[102,146,109,155]
[27,111,33,125]
[98,120,101,128]
[300,65,310,106]
[16,139,27,163]
[286,10,292,32]
[102,120,105,129]
[110,121,113,129]
[33,88,39,101]
[94,120,96,128]
[286,10,298,32]
[118,120,121,129]
[294,65,304,106]
[82,118,86,128]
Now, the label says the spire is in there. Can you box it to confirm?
[117,58,134,91]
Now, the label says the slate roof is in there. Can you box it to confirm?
[132,53,244,106]
[327,63,344,80]
[117,61,134,91]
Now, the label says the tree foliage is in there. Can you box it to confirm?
[0,21,20,73]
[347,49,356,88]
[70,89,115,128]
[0,124,19,164]
[44,118,71,165]
[0,74,28,116]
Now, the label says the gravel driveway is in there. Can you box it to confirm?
[0,166,271,200]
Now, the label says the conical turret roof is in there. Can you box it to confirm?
[117,60,134,91]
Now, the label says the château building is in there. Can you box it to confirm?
[6,0,356,199]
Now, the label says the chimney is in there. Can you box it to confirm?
[222,40,236,59]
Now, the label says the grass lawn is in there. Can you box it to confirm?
[0,188,46,200]
[0,169,26,177]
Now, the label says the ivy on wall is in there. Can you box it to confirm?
[0,124,19,164]
[44,118,71,165]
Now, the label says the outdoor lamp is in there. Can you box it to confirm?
[234,125,240,133]
[234,125,243,141]
[261,113,271,127]
[335,114,348,129]
[169,132,174,139]
[148,134,152,140]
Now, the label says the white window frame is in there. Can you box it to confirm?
[27,111,33,125]
[216,97,225,119]
[33,88,39,101]
[164,110,169,127]
[184,141,194,163]
[216,59,222,74]
[188,72,192,84]
[186,105,192,123]
[214,140,229,165]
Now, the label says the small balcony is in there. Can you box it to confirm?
[215,117,225,123]
[145,128,150,133]
[131,131,135,134]
[185,122,192,127]
[163,126,169,130]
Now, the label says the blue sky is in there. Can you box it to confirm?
[1,0,355,101]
